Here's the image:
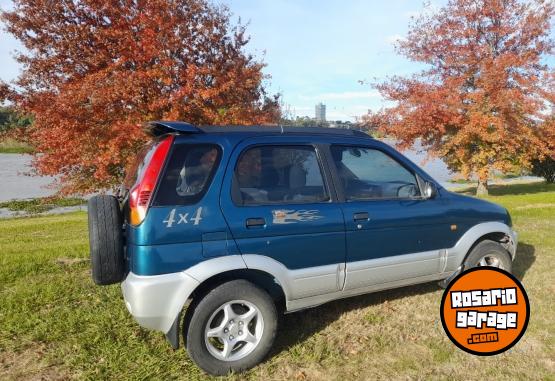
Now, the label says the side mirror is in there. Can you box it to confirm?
[423,181,438,199]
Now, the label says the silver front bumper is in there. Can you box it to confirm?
[121,271,199,333]
[509,229,518,259]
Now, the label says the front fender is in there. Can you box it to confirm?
[446,221,518,271]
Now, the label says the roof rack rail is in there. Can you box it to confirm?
[199,125,370,137]
[146,121,203,136]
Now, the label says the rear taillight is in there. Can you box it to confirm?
[129,135,174,225]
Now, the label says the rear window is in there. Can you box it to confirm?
[153,143,221,206]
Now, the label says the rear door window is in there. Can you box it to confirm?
[232,145,329,205]
[153,144,221,206]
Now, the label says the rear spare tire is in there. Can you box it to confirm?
[88,195,125,285]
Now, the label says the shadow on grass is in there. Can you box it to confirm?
[456,181,554,196]
[271,281,441,359]
[512,242,536,281]
[272,243,535,358]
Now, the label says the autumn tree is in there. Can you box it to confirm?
[368,0,554,194]
[532,111,555,182]
[1,0,280,193]
[0,81,9,103]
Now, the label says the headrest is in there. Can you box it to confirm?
[289,164,306,188]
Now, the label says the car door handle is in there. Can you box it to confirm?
[353,212,369,221]
[246,217,266,228]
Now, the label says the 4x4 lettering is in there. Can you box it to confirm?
[191,207,203,225]
[178,213,189,224]
[163,207,203,227]
[163,208,176,228]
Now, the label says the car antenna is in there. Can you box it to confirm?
[280,124,284,134]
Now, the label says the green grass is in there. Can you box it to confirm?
[0,138,33,154]
[0,197,86,214]
[447,179,472,185]
[0,183,554,380]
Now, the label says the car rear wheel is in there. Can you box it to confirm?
[184,279,277,376]
[88,195,125,285]
[464,239,512,273]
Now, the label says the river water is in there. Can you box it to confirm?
[0,144,458,202]
[0,154,58,202]
[379,139,454,183]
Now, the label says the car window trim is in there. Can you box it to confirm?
[230,143,334,207]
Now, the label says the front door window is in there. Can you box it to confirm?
[330,146,420,200]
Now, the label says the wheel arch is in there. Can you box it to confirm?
[463,232,511,261]
[183,254,291,307]
[449,222,517,269]
[188,268,286,312]
[170,255,289,349]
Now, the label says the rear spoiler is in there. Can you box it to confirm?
[145,121,203,137]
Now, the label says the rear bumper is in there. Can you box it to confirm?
[121,271,199,333]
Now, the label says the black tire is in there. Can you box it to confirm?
[184,279,278,376]
[88,195,125,285]
[463,240,512,273]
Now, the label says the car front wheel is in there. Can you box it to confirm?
[184,279,278,376]
[464,239,513,273]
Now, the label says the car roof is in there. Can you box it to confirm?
[147,120,370,138]
[199,125,369,137]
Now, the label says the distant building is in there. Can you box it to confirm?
[315,102,326,122]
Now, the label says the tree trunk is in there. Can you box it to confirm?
[476,178,489,196]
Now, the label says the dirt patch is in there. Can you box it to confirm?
[54,257,88,266]
[0,345,71,381]
[514,203,555,210]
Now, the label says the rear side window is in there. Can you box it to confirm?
[232,145,329,205]
[153,143,221,206]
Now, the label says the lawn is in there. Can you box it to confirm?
[0,138,33,154]
[0,197,86,214]
[0,183,553,380]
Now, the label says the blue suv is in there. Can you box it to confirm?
[88,121,517,375]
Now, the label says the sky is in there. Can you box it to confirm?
[223,0,431,121]
[1,0,553,121]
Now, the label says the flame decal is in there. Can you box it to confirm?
[272,209,323,224]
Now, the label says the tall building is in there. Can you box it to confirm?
[315,102,326,122]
